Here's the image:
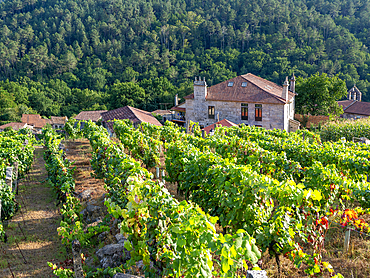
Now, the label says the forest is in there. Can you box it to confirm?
[1,0,370,121]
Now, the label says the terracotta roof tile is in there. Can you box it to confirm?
[342,101,370,116]
[21,114,49,128]
[202,119,238,134]
[102,106,162,131]
[74,110,107,122]
[50,116,68,125]
[338,100,356,110]
[151,110,172,116]
[184,73,295,104]
[0,122,28,130]
[170,102,186,112]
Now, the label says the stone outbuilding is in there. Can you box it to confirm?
[50,116,68,129]
[74,110,108,129]
[338,86,370,119]
[202,119,238,134]
[182,73,299,131]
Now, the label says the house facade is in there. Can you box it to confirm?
[50,116,68,129]
[181,73,299,131]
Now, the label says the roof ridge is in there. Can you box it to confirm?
[127,106,145,123]
[241,74,286,104]
[343,100,357,111]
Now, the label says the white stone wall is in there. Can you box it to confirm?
[343,113,367,119]
[185,99,291,130]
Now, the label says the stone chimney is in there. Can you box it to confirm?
[194,76,207,101]
[290,73,296,93]
[174,94,178,106]
[283,76,289,102]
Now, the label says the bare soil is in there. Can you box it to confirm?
[0,147,66,278]
[63,139,106,201]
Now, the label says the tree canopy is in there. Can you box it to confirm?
[0,0,370,120]
[295,73,347,116]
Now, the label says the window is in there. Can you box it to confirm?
[255,104,262,121]
[228,82,234,87]
[242,82,248,87]
[241,103,248,120]
[208,106,215,119]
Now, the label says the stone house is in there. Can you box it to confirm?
[21,114,49,133]
[338,86,370,119]
[50,116,68,129]
[181,73,299,131]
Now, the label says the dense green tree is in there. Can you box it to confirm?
[295,72,347,116]
[108,82,146,109]
[0,0,370,117]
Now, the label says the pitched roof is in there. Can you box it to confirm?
[74,110,107,122]
[184,73,295,104]
[342,101,370,116]
[170,105,186,112]
[0,122,28,131]
[338,100,356,110]
[50,116,68,125]
[202,119,238,134]
[151,110,172,116]
[102,106,162,131]
[21,114,49,128]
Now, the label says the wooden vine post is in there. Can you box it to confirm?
[72,239,84,278]
[156,167,160,179]
[5,167,13,188]
[13,161,19,194]
[344,228,351,254]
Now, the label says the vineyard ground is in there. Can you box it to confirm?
[0,147,65,278]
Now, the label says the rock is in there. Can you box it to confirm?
[82,204,103,223]
[246,270,268,278]
[98,231,108,242]
[86,204,100,214]
[136,260,144,270]
[96,242,131,269]
[78,189,93,201]
[113,218,119,227]
[115,233,126,244]
[96,244,123,258]
[113,274,142,278]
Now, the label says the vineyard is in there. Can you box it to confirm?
[2,121,370,277]
[45,120,370,277]
[0,129,35,241]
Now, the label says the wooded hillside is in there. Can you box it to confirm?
[1,0,370,119]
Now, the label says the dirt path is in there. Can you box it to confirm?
[0,147,65,278]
